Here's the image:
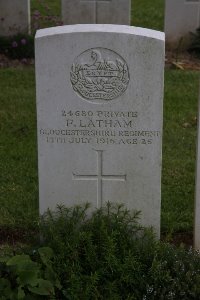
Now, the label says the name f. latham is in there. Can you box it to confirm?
[65,118,135,128]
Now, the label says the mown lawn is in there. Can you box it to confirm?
[0,69,38,229]
[0,0,199,238]
[162,71,199,233]
[132,0,164,31]
[0,68,199,234]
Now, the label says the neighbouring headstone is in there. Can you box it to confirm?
[61,0,131,25]
[35,24,165,236]
[0,0,30,36]
[195,92,200,249]
[165,0,200,47]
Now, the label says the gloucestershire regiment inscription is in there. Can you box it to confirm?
[39,109,161,146]
[70,48,129,102]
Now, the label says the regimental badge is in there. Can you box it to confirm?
[70,47,130,102]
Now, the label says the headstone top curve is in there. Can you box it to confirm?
[35,21,165,237]
[35,24,165,42]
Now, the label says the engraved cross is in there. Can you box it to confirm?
[81,0,111,23]
[73,150,126,208]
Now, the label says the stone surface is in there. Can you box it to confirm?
[61,0,131,25]
[165,0,200,47]
[35,24,165,236]
[0,0,30,36]
[195,96,200,249]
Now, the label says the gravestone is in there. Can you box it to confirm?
[195,94,200,249]
[165,0,200,47]
[35,24,165,236]
[0,0,30,36]
[61,0,131,25]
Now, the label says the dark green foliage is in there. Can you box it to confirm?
[0,34,34,59]
[0,247,61,299]
[1,204,200,299]
[38,204,200,299]
[144,243,200,299]
[40,203,146,299]
[188,27,200,57]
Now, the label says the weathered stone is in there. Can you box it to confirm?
[0,0,30,36]
[61,0,131,25]
[165,0,200,47]
[35,24,165,236]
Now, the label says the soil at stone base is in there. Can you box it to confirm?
[0,227,194,248]
[166,50,200,70]
[162,232,193,248]
[0,51,199,248]
[0,227,38,245]
[0,53,34,68]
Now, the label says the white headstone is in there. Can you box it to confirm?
[0,0,30,36]
[195,92,200,249]
[61,0,131,25]
[165,0,200,46]
[35,25,165,236]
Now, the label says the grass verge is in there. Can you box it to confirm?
[0,68,199,235]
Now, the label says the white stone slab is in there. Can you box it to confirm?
[165,0,200,46]
[0,0,30,36]
[35,24,165,236]
[195,91,200,249]
[61,0,131,25]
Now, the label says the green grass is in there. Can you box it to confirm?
[0,1,199,239]
[31,0,60,16]
[132,0,164,31]
[0,68,38,229]
[162,71,199,233]
[31,0,61,31]
[0,68,199,234]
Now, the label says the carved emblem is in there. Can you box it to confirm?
[70,47,130,102]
